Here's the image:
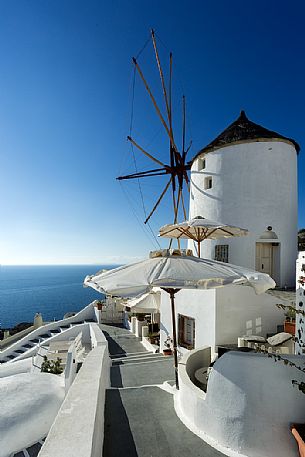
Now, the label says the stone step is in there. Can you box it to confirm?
[23,343,34,349]
[110,350,152,359]
[112,353,167,366]
[14,349,26,354]
[38,333,51,339]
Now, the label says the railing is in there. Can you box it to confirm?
[0,325,35,350]
[38,326,110,457]
[0,302,97,362]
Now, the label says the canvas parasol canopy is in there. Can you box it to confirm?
[84,250,275,389]
[127,290,160,313]
[159,216,249,257]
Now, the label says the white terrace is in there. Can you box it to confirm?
[0,253,304,457]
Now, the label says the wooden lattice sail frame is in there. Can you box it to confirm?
[117,30,191,227]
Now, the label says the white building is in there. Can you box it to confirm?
[160,112,300,353]
[189,110,299,288]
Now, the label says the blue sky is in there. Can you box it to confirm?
[0,0,304,265]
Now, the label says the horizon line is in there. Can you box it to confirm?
[0,263,123,267]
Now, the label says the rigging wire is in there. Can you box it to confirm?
[129,66,148,217]
[155,30,194,162]
[119,181,160,250]
[128,54,161,249]
[154,31,186,98]
[129,65,136,135]
[135,33,151,60]
[118,32,152,178]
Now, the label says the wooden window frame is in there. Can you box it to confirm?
[178,313,195,350]
[215,244,229,263]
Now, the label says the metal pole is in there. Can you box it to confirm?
[169,290,179,390]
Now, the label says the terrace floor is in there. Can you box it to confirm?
[101,324,224,457]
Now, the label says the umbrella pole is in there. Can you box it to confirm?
[197,240,201,258]
[169,289,180,390]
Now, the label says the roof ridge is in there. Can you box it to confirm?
[190,111,300,163]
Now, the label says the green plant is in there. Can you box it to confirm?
[164,335,173,349]
[298,229,305,251]
[285,307,296,321]
[148,332,159,345]
[260,303,305,394]
[41,356,63,374]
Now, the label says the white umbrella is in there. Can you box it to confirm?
[84,250,275,388]
[127,290,160,313]
[159,215,248,257]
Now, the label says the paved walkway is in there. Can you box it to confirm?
[101,324,224,457]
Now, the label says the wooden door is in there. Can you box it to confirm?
[256,243,273,276]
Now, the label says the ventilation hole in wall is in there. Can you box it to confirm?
[198,158,206,170]
[299,302,303,307]
[204,176,212,190]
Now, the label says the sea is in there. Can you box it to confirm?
[0,265,119,328]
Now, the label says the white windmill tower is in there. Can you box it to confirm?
[189,110,300,288]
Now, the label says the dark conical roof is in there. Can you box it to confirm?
[190,111,300,163]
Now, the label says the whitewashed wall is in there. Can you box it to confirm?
[215,285,285,345]
[160,289,216,354]
[189,140,298,287]
[0,373,65,457]
[176,350,305,457]
[0,358,33,378]
[160,287,285,353]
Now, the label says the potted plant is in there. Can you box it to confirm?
[284,307,296,335]
[163,336,173,355]
[41,356,63,375]
[148,332,160,345]
[96,300,103,311]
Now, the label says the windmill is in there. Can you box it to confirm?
[117,30,191,233]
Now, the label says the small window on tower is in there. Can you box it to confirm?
[215,245,229,263]
[198,158,206,170]
[204,176,212,189]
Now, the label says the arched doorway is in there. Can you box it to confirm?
[255,229,280,284]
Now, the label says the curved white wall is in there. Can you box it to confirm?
[0,373,65,457]
[176,350,305,457]
[189,141,298,287]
